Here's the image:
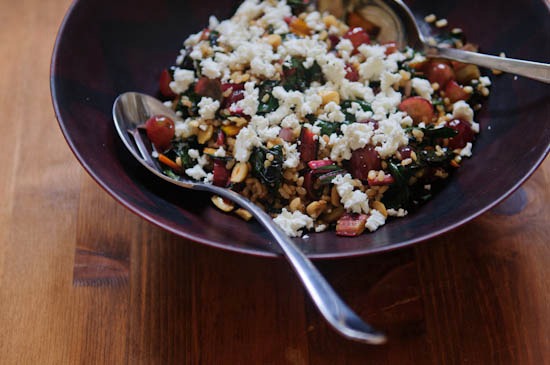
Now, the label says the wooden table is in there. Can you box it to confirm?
[1,0,548,363]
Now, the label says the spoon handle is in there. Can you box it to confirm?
[205,186,387,345]
[429,46,550,83]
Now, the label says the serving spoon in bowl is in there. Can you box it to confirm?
[113,91,387,345]
[318,0,550,83]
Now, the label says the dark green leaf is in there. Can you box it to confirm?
[315,120,342,136]
[257,80,280,114]
[249,145,284,191]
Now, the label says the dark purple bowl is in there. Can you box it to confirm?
[51,0,549,258]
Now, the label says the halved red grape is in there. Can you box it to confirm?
[426,61,455,87]
[145,115,175,151]
[446,118,474,149]
[398,96,435,124]
[349,146,381,180]
[445,80,470,103]
[159,68,176,98]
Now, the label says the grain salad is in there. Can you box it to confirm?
[144,0,490,237]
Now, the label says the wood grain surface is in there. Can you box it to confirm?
[0,0,549,363]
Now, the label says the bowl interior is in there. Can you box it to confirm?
[51,0,550,258]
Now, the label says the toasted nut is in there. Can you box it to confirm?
[323,14,339,27]
[211,195,234,212]
[330,186,341,207]
[264,34,282,49]
[371,201,387,218]
[235,208,253,221]
[289,197,304,212]
[319,90,340,105]
[197,124,214,144]
[221,124,242,137]
[306,200,328,219]
[203,147,217,155]
[230,162,249,183]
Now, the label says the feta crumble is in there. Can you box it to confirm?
[273,209,314,237]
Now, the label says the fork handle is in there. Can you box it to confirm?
[428,46,550,84]
[208,187,387,345]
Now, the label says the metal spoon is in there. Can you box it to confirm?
[112,91,387,345]
[319,0,550,83]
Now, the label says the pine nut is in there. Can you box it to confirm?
[230,162,249,183]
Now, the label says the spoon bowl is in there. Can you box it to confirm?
[112,91,387,345]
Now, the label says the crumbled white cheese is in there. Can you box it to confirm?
[471,121,480,133]
[320,53,347,85]
[329,123,374,161]
[379,73,401,94]
[281,114,301,130]
[234,127,261,162]
[249,115,280,142]
[185,164,208,180]
[175,119,198,138]
[198,97,220,119]
[459,142,473,157]
[201,58,222,79]
[234,81,259,116]
[250,57,276,78]
[359,56,385,81]
[479,76,492,86]
[386,208,408,217]
[319,101,345,123]
[336,39,354,61]
[372,112,409,158]
[203,173,213,183]
[188,148,200,160]
[345,101,373,122]
[170,68,195,94]
[411,77,434,100]
[304,11,325,32]
[315,224,327,233]
[365,209,386,232]
[452,100,474,122]
[358,44,387,59]
[273,208,314,237]
[213,147,226,157]
[332,174,370,214]
[282,141,300,168]
[338,80,374,101]
[208,15,219,29]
